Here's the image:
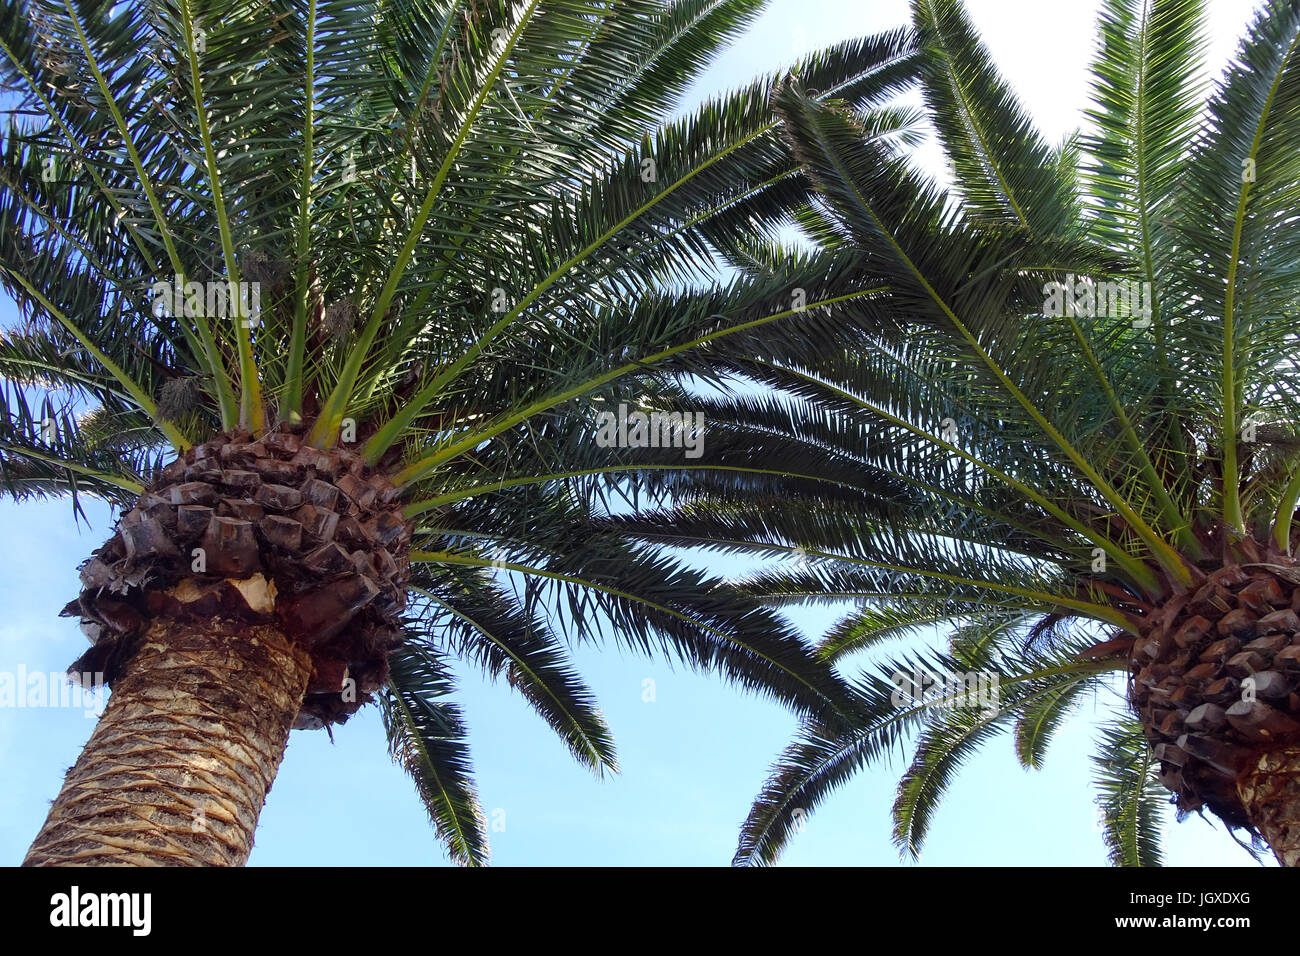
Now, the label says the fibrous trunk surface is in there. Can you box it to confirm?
[27,423,414,865]
[24,616,311,865]
[1237,744,1300,866]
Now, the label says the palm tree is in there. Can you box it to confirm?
[607,0,1300,866]
[0,0,916,865]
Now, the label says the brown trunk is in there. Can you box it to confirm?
[23,615,311,866]
[1131,558,1300,834]
[1237,744,1300,867]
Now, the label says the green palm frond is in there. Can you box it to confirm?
[409,565,618,774]
[594,0,1300,866]
[1091,717,1166,867]
[381,643,489,867]
[911,0,1078,237]
[0,0,923,864]
[733,638,1120,865]
[1164,0,1300,535]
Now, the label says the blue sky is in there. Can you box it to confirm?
[0,0,1276,866]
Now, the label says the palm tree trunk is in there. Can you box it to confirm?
[1237,746,1300,867]
[23,615,311,866]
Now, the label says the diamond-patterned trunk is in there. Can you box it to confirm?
[1133,556,1300,863]
[24,424,413,865]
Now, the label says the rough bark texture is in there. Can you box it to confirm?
[1237,744,1300,867]
[23,615,311,866]
[26,423,415,866]
[1131,555,1300,828]
[66,423,410,728]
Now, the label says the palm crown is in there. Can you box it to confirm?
[605,0,1300,865]
[0,0,918,864]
